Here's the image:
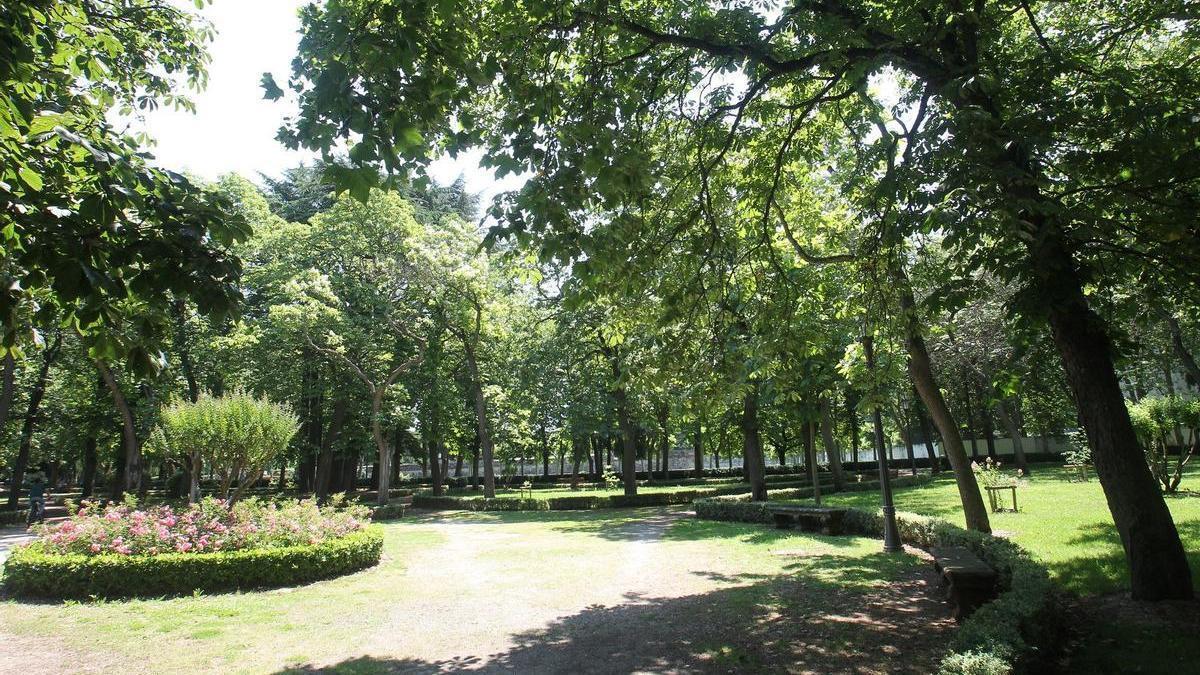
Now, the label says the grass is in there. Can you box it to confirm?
[818,463,1200,596]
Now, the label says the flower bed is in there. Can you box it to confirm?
[694,494,1062,674]
[2,497,383,598]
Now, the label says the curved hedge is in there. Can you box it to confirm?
[2,526,384,599]
[693,498,1061,674]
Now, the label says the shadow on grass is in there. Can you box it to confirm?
[274,564,953,674]
[1052,520,1200,595]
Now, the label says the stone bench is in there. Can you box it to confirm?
[765,505,848,535]
[931,545,998,621]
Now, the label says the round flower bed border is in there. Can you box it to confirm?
[2,526,384,599]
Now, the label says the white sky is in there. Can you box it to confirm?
[130,0,515,206]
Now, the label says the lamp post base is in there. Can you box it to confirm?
[881,505,903,553]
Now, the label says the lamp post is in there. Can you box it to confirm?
[863,333,903,553]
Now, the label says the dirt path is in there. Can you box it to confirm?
[0,509,955,674]
[304,509,955,674]
[0,526,32,566]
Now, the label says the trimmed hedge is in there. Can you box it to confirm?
[693,476,930,524]
[0,509,25,525]
[2,526,384,599]
[413,476,919,512]
[694,494,1061,674]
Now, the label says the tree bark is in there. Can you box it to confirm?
[463,342,496,498]
[428,440,444,496]
[0,353,15,433]
[1166,316,1200,390]
[995,397,1029,473]
[97,358,141,500]
[608,351,639,496]
[693,421,704,478]
[820,396,846,491]
[6,333,61,509]
[805,420,821,505]
[1031,232,1193,599]
[895,278,991,532]
[915,392,941,474]
[315,397,348,500]
[740,385,767,501]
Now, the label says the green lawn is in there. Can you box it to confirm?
[821,464,1200,595]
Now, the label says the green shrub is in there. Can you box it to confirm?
[938,650,1013,675]
[155,391,300,501]
[2,527,383,599]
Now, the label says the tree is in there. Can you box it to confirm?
[1,1,247,363]
[157,392,299,503]
[274,0,1197,599]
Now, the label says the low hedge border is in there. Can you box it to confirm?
[694,494,1061,674]
[692,475,930,524]
[0,509,26,526]
[370,504,409,520]
[1,526,384,599]
[413,476,921,512]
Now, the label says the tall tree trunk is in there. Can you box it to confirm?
[1166,316,1200,389]
[740,385,767,501]
[297,348,321,493]
[97,359,141,500]
[995,397,1029,473]
[820,396,846,491]
[609,358,639,496]
[81,436,98,498]
[471,431,481,489]
[657,405,670,480]
[541,424,550,477]
[963,380,981,458]
[978,383,997,459]
[1032,232,1193,599]
[570,436,583,490]
[0,353,15,433]
[428,440,444,496]
[847,391,860,468]
[693,421,704,478]
[463,343,496,498]
[6,333,61,509]
[915,393,941,474]
[896,279,991,532]
[370,385,394,505]
[315,397,348,500]
[806,420,821,505]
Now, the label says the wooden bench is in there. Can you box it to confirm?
[765,505,848,535]
[518,481,533,499]
[931,546,998,621]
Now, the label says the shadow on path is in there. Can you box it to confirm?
[277,556,953,674]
